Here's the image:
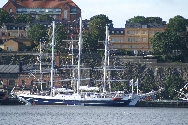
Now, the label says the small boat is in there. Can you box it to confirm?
[0,88,27,105]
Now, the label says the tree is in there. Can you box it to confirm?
[151,15,188,62]
[167,15,188,62]
[150,31,180,61]
[15,14,34,23]
[83,31,98,52]
[128,16,146,23]
[0,8,14,27]
[167,15,187,32]
[128,16,164,24]
[89,14,113,41]
[27,24,48,45]
[162,75,184,100]
[48,24,67,53]
[37,14,54,22]
[83,14,113,52]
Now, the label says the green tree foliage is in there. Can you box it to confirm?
[0,8,14,26]
[128,16,146,23]
[161,75,184,99]
[27,24,48,45]
[83,31,97,52]
[89,14,113,41]
[128,16,164,24]
[167,15,187,32]
[15,14,34,23]
[48,24,67,53]
[150,31,180,61]
[83,14,113,52]
[37,14,54,22]
[151,15,188,62]
[141,75,157,93]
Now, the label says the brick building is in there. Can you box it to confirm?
[3,0,81,22]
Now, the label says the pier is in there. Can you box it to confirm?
[136,100,188,108]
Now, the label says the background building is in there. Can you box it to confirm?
[3,0,81,22]
[110,21,166,53]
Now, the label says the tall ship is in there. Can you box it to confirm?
[15,18,132,106]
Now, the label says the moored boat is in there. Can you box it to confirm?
[15,18,132,106]
[0,88,27,105]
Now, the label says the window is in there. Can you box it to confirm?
[64,10,67,19]
[22,80,25,85]
[142,31,146,34]
[9,80,15,86]
[121,38,124,42]
[154,31,157,34]
[132,31,134,35]
[120,45,123,48]
[70,8,76,13]
[150,31,152,34]
[127,30,130,34]
[135,38,138,42]
[112,31,114,33]
[121,31,123,33]
[117,31,119,33]
[53,15,56,19]
[111,38,114,42]
[131,38,134,42]
[127,38,130,42]
[142,25,147,28]
[10,8,12,13]
[136,31,139,35]
[116,38,119,42]
[116,45,118,48]
[142,38,146,42]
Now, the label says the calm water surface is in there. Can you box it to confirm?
[0,106,188,125]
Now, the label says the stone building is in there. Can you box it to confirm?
[3,0,81,22]
[109,21,167,52]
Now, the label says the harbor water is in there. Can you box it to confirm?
[0,106,188,125]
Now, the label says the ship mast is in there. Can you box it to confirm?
[50,21,55,96]
[77,17,82,94]
[103,25,108,93]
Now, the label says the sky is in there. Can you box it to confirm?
[1,0,188,27]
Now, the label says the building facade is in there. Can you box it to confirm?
[110,22,166,52]
[3,0,81,22]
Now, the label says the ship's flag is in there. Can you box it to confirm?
[129,79,133,86]
[134,78,138,86]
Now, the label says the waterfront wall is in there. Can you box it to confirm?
[113,56,188,87]
[81,55,188,88]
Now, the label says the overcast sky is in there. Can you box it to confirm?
[1,0,188,27]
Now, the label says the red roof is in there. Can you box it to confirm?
[15,0,78,8]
